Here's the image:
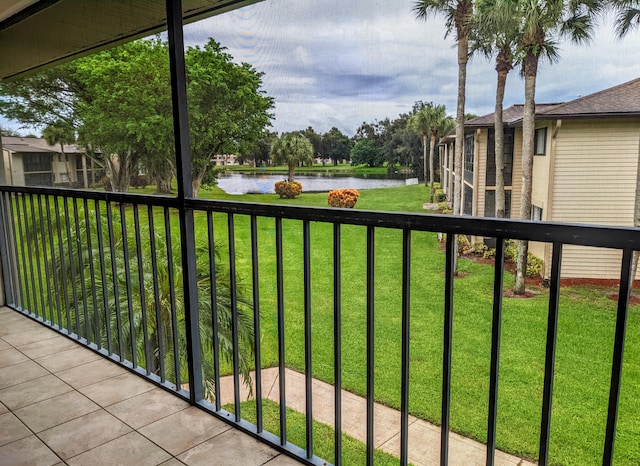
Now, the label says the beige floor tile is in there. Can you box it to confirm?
[0,347,28,368]
[0,412,31,446]
[66,431,171,466]
[140,406,230,456]
[35,346,101,373]
[0,339,11,351]
[1,326,60,347]
[0,374,72,410]
[56,358,128,389]
[79,372,155,407]
[0,402,7,414]
[106,387,189,429]
[263,454,305,465]
[16,335,78,359]
[14,390,100,433]
[39,409,132,460]
[178,429,278,465]
[0,360,49,390]
[159,459,186,466]
[0,435,61,466]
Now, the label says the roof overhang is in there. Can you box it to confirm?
[0,0,261,81]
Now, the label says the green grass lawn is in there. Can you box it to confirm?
[189,183,640,465]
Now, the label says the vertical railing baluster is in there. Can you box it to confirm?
[37,196,54,325]
[63,196,80,336]
[333,222,343,466]
[603,247,634,465]
[84,198,100,345]
[22,194,38,317]
[366,225,375,466]
[73,197,89,341]
[400,228,411,466]
[29,195,46,320]
[164,207,181,390]
[538,242,563,465]
[120,202,137,367]
[148,205,166,382]
[303,220,313,458]
[227,213,241,421]
[134,204,150,373]
[15,194,32,313]
[207,211,221,410]
[8,193,22,310]
[95,199,112,355]
[250,215,263,430]
[0,192,15,307]
[54,196,71,330]
[276,217,287,445]
[487,238,505,466]
[106,201,124,358]
[441,232,456,465]
[45,196,62,329]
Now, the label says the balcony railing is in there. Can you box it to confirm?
[0,184,638,465]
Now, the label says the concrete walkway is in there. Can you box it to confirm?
[219,368,536,466]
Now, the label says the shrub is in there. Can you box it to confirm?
[274,181,302,199]
[130,174,148,189]
[505,240,543,277]
[328,188,360,208]
[434,190,447,202]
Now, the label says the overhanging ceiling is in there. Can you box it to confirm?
[0,0,261,81]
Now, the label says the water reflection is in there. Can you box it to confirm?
[217,172,409,194]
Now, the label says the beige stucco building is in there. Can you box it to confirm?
[441,78,640,279]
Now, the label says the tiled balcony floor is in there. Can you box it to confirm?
[0,307,300,466]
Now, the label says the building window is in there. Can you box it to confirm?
[486,128,514,186]
[464,133,474,184]
[534,128,547,155]
[484,190,511,218]
[532,205,543,221]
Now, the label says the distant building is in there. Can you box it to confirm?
[1,137,103,188]
[212,154,239,166]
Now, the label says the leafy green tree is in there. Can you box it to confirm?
[42,123,76,186]
[321,127,352,165]
[611,0,640,36]
[513,0,599,294]
[186,39,274,197]
[350,139,383,167]
[414,0,474,217]
[240,130,276,167]
[472,0,520,218]
[303,127,324,164]
[271,133,314,182]
[74,38,173,193]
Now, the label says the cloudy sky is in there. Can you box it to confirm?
[183,0,640,136]
[3,0,639,137]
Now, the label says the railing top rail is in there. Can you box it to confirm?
[1,184,638,251]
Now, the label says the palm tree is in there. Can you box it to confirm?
[270,133,314,182]
[48,206,255,397]
[409,103,454,199]
[513,0,599,294]
[414,0,474,217]
[43,123,76,186]
[610,0,640,37]
[472,0,520,218]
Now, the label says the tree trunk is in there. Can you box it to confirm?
[429,131,436,201]
[514,52,538,295]
[192,166,208,198]
[156,175,173,194]
[288,162,295,182]
[631,137,640,288]
[60,143,71,186]
[494,62,509,218]
[423,133,428,188]
[81,153,89,189]
[452,30,469,274]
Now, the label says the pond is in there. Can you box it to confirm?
[217,172,413,195]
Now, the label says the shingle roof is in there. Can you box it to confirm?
[464,77,640,127]
[2,136,83,154]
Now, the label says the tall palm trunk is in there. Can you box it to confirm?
[288,162,295,182]
[494,47,512,218]
[453,33,468,218]
[60,143,71,186]
[423,132,428,188]
[514,52,538,295]
[429,130,437,200]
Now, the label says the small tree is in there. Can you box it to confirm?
[270,133,314,182]
[43,123,75,185]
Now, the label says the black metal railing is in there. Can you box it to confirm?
[0,184,638,466]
